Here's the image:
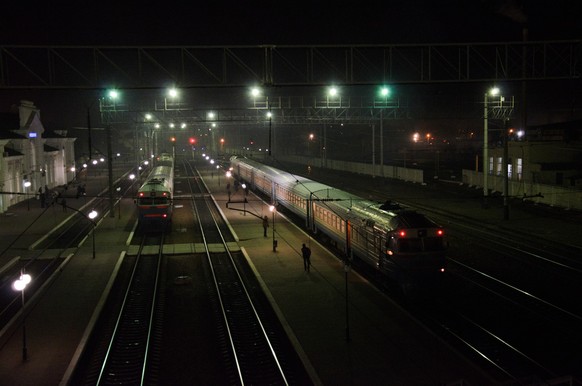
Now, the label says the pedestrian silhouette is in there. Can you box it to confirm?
[262,215,269,237]
[301,243,311,272]
[61,197,67,212]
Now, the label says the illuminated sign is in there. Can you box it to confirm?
[29,132,37,138]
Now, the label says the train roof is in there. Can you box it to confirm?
[232,156,358,201]
[291,180,359,201]
[138,165,173,191]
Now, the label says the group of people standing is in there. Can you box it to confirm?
[37,182,86,211]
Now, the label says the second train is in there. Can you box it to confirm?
[230,156,447,290]
[135,153,174,226]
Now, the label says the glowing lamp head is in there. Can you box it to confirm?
[13,273,32,291]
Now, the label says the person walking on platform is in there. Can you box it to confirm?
[301,243,311,272]
[262,215,269,237]
[61,197,67,212]
[39,187,46,208]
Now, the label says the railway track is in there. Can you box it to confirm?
[188,163,309,385]
[70,233,165,385]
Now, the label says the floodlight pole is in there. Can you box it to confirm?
[483,92,489,208]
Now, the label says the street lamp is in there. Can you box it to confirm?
[267,110,272,156]
[269,204,277,252]
[379,86,390,98]
[23,180,31,211]
[66,207,98,259]
[483,87,500,208]
[241,183,247,215]
[225,170,232,201]
[165,88,179,110]
[87,89,119,161]
[12,270,32,361]
[308,133,314,156]
[377,86,393,177]
[88,209,98,259]
[322,86,340,167]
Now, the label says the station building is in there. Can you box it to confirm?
[464,120,582,210]
[0,100,76,213]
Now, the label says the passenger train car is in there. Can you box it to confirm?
[230,156,446,288]
[136,154,174,225]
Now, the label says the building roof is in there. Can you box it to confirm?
[2,147,24,157]
[44,143,60,152]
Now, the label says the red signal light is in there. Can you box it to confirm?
[399,230,406,237]
[189,137,196,144]
[437,229,444,236]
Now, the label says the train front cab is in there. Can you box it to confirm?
[136,192,173,228]
[379,227,447,289]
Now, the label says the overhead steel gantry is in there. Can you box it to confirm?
[1,42,578,125]
[99,95,409,126]
[1,41,580,89]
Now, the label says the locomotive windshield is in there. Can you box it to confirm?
[397,237,445,253]
[390,212,437,229]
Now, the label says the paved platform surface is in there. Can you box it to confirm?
[0,162,579,385]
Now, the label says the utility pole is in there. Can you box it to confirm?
[503,118,510,220]
[87,108,93,160]
[107,125,114,217]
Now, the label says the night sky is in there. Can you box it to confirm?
[1,1,579,46]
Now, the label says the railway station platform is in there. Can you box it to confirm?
[0,160,580,385]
